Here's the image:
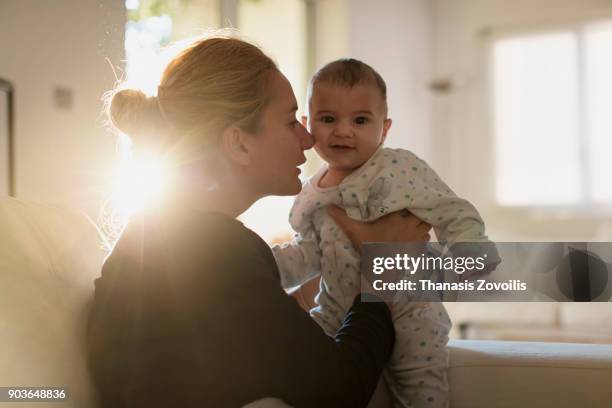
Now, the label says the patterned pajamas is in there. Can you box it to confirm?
[273,147,497,407]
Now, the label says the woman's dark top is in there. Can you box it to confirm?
[87,205,395,408]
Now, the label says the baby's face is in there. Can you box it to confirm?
[306,83,391,172]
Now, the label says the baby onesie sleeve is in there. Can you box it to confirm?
[271,184,326,289]
[271,227,322,289]
[339,148,483,245]
[339,148,499,267]
[390,150,485,246]
[396,152,500,265]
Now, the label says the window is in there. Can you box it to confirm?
[124,0,219,95]
[235,0,311,241]
[491,18,612,209]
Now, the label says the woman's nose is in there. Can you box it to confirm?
[298,124,315,150]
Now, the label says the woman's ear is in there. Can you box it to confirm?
[220,125,251,166]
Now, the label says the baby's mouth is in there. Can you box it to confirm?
[330,144,355,150]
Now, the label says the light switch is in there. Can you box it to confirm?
[53,86,73,110]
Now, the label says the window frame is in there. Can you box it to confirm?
[483,13,612,220]
[0,78,14,197]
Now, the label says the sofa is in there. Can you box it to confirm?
[1,197,611,408]
[446,302,612,344]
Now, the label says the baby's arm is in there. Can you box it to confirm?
[271,228,322,290]
[395,152,500,268]
[396,153,485,245]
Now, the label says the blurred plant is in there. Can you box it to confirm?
[127,0,196,23]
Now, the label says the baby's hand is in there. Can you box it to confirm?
[451,241,501,281]
[458,259,500,281]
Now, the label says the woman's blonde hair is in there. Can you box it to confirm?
[100,34,278,247]
[107,34,278,162]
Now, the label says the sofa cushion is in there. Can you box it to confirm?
[0,198,108,407]
[448,340,612,408]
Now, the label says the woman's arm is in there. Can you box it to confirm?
[229,229,394,408]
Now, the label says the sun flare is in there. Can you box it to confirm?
[112,153,168,216]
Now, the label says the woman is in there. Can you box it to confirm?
[88,35,432,408]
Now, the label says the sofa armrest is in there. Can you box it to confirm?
[448,339,612,408]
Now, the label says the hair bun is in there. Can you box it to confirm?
[108,88,163,143]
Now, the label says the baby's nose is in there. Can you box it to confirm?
[333,121,353,137]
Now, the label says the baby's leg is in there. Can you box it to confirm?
[383,302,451,408]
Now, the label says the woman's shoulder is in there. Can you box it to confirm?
[185,210,269,249]
[173,210,254,242]
[121,207,263,252]
[108,207,278,280]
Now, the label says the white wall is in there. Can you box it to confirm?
[346,0,433,161]
[431,0,612,241]
[0,0,125,217]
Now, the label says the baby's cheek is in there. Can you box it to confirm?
[313,142,329,158]
[310,130,325,143]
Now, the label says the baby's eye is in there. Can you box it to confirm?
[355,116,370,125]
[288,119,299,127]
[320,115,335,124]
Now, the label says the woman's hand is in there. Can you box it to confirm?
[327,205,432,251]
[328,206,432,312]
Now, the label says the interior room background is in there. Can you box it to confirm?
[1,0,611,343]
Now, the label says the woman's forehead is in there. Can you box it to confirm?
[267,71,297,113]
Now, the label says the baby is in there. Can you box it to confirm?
[273,59,497,408]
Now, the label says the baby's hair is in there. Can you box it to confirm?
[308,58,387,112]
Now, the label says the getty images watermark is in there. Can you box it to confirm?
[360,242,612,302]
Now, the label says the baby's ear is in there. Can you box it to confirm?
[382,118,392,142]
[301,115,308,128]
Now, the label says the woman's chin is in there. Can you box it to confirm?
[280,179,302,196]
[266,176,303,197]
[288,181,303,195]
